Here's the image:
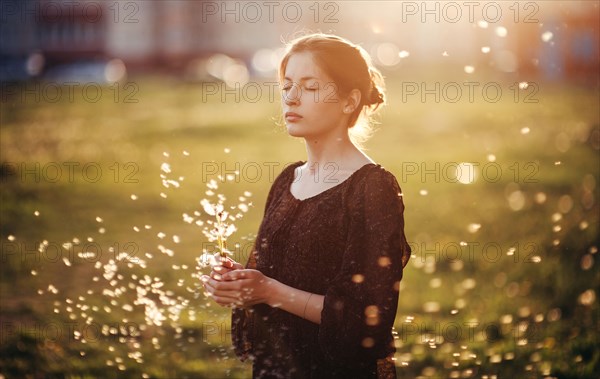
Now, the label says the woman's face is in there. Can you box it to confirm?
[281,52,348,139]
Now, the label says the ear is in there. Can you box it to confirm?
[342,89,362,114]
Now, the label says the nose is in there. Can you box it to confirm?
[283,83,300,106]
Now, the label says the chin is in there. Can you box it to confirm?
[286,123,307,138]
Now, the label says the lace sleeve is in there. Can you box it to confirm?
[318,168,411,366]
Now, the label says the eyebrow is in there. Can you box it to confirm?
[283,76,320,82]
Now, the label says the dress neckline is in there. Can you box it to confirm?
[287,160,379,202]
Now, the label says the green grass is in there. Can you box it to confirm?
[1,75,599,378]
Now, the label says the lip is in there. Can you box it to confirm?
[285,112,303,121]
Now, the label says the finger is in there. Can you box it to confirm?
[231,261,244,270]
[209,277,244,292]
[211,294,239,306]
[221,257,234,268]
[203,281,239,302]
[222,269,250,281]
[209,270,226,281]
[212,265,236,278]
[225,257,245,270]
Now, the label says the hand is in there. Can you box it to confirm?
[200,256,243,307]
[201,268,279,308]
[209,256,244,280]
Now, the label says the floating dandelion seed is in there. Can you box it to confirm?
[521,127,530,135]
[464,66,475,74]
[160,163,171,173]
[34,210,40,216]
[507,191,525,211]
[399,50,410,58]
[456,162,476,184]
[477,20,488,28]
[541,31,553,42]
[481,46,490,53]
[131,194,138,200]
[423,302,440,313]
[7,235,15,241]
[224,148,231,153]
[31,150,261,375]
[467,223,481,233]
[495,26,508,37]
[579,290,596,306]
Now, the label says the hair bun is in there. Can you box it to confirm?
[369,86,384,105]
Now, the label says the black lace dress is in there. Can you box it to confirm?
[231,161,411,379]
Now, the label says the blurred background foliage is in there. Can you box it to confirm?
[1,1,599,378]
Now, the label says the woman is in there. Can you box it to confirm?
[201,33,411,379]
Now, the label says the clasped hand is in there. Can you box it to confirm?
[201,257,275,308]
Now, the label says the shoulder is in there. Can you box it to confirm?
[348,164,405,206]
[359,164,401,191]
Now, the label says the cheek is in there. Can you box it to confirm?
[321,84,340,103]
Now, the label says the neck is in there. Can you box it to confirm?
[303,129,358,173]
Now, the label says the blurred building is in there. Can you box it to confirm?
[0,0,598,82]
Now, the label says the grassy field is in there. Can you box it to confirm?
[1,74,599,378]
